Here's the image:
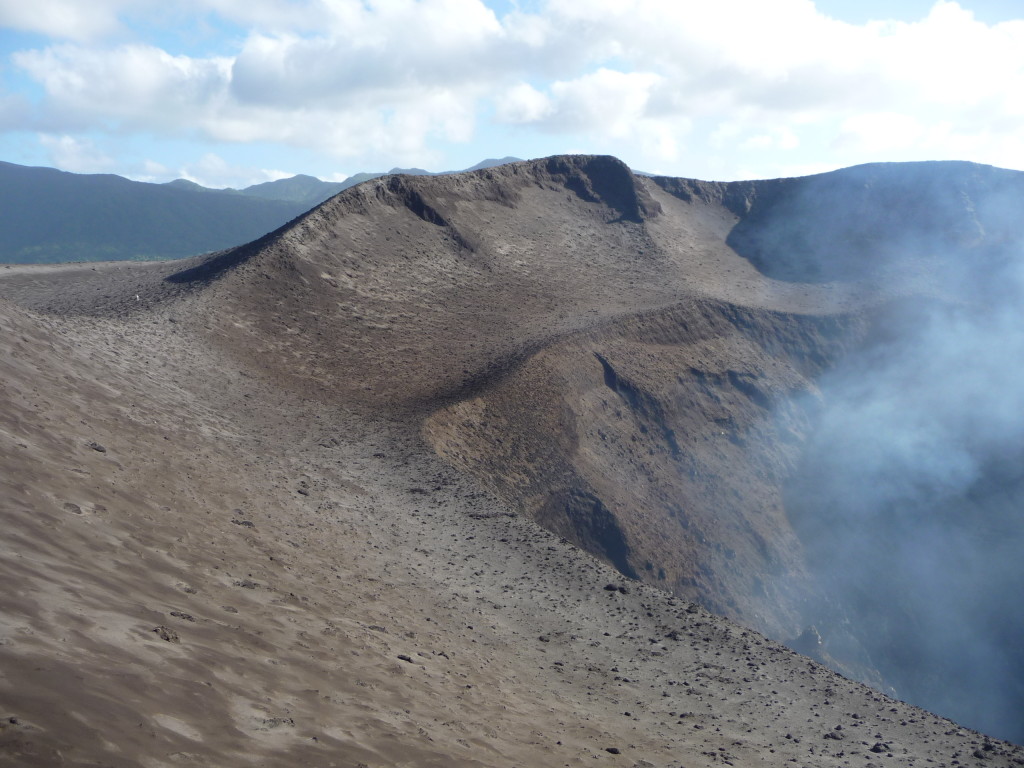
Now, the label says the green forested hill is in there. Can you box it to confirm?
[0,162,313,263]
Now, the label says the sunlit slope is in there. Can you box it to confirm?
[149,156,852,408]
[3,155,1024,761]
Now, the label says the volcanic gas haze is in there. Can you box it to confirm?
[1,155,1022,766]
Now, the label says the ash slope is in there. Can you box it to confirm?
[0,155,1021,767]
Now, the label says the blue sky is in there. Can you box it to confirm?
[1,0,1023,187]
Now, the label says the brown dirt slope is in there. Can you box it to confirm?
[0,155,1021,766]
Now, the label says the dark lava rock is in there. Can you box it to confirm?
[153,626,179,643]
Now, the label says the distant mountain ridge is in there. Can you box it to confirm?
[224,156,522,209]
[0,157,521,264]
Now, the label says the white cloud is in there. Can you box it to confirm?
[176,152,296,188]
[196,0,332,34]
[5,0,1024,178]
[546,69,661,135]
[177,152,233,186]
[254,167,294,182]
[0,0,331,42]
[0,0,131,41]
[491,68,687,169]
[834,112,925,153]
[495,83,553,124]
[526,0,1024,173]
[38,134,115,173]
[227,1,507,108]
[741,126,801,152]
[142,159,170,177]
[13,44,232,133]
[123,158,174,182]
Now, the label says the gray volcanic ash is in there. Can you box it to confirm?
[0,155,1022,766]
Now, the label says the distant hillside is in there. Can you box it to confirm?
[0,162,311,264]
[0,157,522,264]
[234,174,348,208]
[232,157,522,209]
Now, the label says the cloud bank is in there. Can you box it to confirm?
[2,1,1024,179]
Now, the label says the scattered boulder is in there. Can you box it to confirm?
[152,626,179,643]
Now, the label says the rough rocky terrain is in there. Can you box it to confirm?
[1,155,1021,766]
